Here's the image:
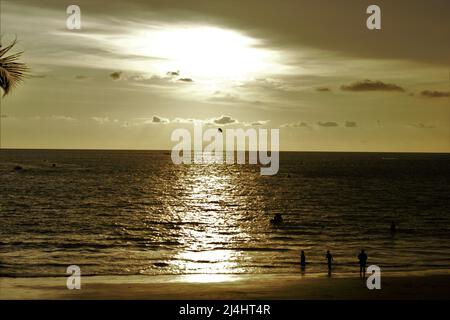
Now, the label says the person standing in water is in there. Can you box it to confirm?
[358,249,368,278]
[270,213,283,224]
[390,221,396,234]
[326,250,333,271]
[300,250,306,268]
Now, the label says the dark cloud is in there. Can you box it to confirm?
[151,115,169,124]
[167,70,180,76]
[318,121,338,127]
[345,121,357,127]
[409,123,436,129]
[341,80,404,92]
[143,115,264,127]
[75,75,87,80]
[109,71,122,80]
[316,87,331,92]
[420,90,449,98]
[213,115,236,125]
[129,74,195,87]
[282,121,308,128]
[16,0,450,65]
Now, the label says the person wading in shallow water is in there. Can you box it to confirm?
[326,250,333,273]
[270,213,283,224]
[390,221,396,234]
[300,250,306,268]
[358,249,368,278]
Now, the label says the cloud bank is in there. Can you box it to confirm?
[341,80,404,92]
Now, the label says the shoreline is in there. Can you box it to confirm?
[1,271,449,300]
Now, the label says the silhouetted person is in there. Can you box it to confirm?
[300,250,306,267]
[270,213,283,224]
[358,249,368,278]
[390,221,396,234]
[326,250,333,271]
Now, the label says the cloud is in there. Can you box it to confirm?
[130,74,172,85]
[128,74,195,87]
[149,115,169,124]
[318,121,338,127]
[171,117,197,124]
[92,117,110,124]
[31,115,77,122]
[341,80,404,92]
[282,121,308,128]
[249,120,269,126]
[134,115,268,127]
[109,71,122,80]
[19,0,450,66]
[239,77,290,93]
[345,121,357,128]
[210,92,241,103]
[210,91,263,105]
[178,77,194,82]
[213,115,237,125]
[49,115,76,122]
[316,87,331,92]
[75,75,87,80]
[166,70,180,77]
[420,90,449,98]
[409,123,436,129]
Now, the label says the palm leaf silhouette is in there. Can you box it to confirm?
[0,39,28,96]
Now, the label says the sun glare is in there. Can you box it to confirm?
[122,26,277,81]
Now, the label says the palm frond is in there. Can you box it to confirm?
[0,39,29,96]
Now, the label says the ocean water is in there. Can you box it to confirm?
[0,149,449,278]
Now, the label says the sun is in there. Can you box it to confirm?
[121,25,278,82]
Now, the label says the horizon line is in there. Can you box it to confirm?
[0,147,449,154]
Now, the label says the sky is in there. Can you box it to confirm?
[1,0,449,151]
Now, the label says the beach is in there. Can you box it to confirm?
[1,272,449,300]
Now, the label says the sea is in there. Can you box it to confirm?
[0,149,449,278]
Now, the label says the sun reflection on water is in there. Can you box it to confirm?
[175,273,242,283]
[168,164,248,276]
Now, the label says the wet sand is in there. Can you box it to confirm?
[1,273,449,300]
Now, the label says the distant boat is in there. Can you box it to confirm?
[382,157,398,160]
